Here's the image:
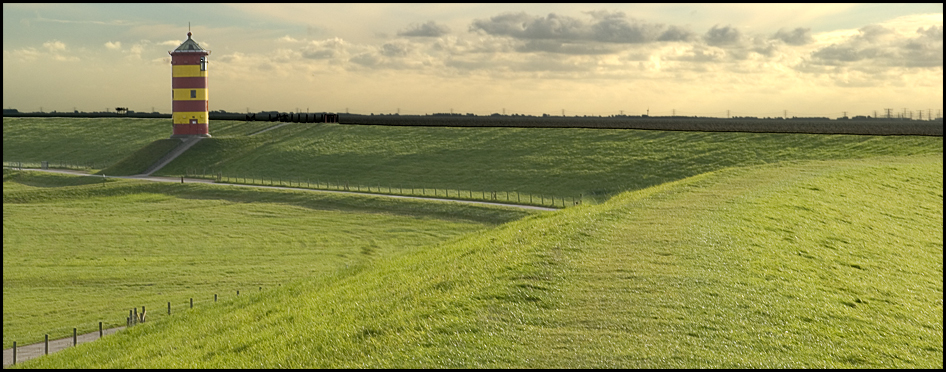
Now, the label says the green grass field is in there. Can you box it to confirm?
[3,170,534,349]
[12,154,941,368]
[5,118,942,204]
[3,117,942,367]
[1,117,275,171]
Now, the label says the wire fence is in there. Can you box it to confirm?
[3,160,99,171]
[4,284,274,366]
[182,168,588,208]
[4,161,604,207]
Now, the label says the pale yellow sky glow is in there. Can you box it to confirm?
[3,3,942,118]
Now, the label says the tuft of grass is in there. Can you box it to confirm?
[16,154,941,368]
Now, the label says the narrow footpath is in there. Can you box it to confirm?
[3,327,124,367]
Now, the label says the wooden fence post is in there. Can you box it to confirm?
[190,298,193,308]
[45,334,49,355]
[215,294,218,302]
[168,302,171,315]
[12,341,15,365]
[73,328,77,346]
[100,322,103,337]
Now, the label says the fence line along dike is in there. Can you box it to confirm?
[6,166,561,211]
[2,285,273,367]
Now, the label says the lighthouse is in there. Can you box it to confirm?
[169,30,211,138]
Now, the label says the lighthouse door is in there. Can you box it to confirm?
[190,119,198,124]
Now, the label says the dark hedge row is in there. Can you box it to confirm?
[6,112,941,136]
[338,115,943,136]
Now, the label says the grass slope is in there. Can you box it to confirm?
[1,118,275,170]
[96,138,182,175]
[18,154,942,368]
[6,118,942,204]
[3,170,534,349]
[154,123,943,203]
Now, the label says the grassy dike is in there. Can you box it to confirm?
[3,170,535,349]
[17,154,942,368]
[5,118,943,204]
[153,123,943,204]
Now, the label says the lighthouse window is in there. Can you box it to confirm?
[190,90,197,98]
[200,57,207,71]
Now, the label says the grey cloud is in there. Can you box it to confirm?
[469,11,695,48]
[301,38,346,60]
[670,46,725,62]
[398,21,451,37]
[900,25,943,67]
[802,23,943,73]
[515,40,617,55]
[591,16,666,43]
[772,27,813,45]
[302,48,336,59]
[350,52,382,66]
[657,25,697,42]
[917,24,943,39]
[381,42,410,57]
[856,24,894,43]
[704,25,743,47]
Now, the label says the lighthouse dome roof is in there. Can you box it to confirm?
[173,32,207,53]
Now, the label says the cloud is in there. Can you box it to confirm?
[43,40,66,52]
[301,37,349,60]
[380,42,410,57]
[772,27,813,45]
[398,21,451,37]
[515,40,618,55]
[804,23,943,71]
[704,25,743,47]
[469,11,695,48]
[277,35,302,43]
[105,41,122,50]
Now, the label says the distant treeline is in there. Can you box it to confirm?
[3,110,941,136]
[2,110,338,123]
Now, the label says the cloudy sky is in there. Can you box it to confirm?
[3,3,942,118]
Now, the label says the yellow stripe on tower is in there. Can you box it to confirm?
[173,112,208,125]
[172,88,209,101]
[172,65,207,78]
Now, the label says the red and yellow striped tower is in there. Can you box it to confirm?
[169,30,211,138]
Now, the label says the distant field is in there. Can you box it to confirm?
[2,170,534,349]
[18,154,942,368]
